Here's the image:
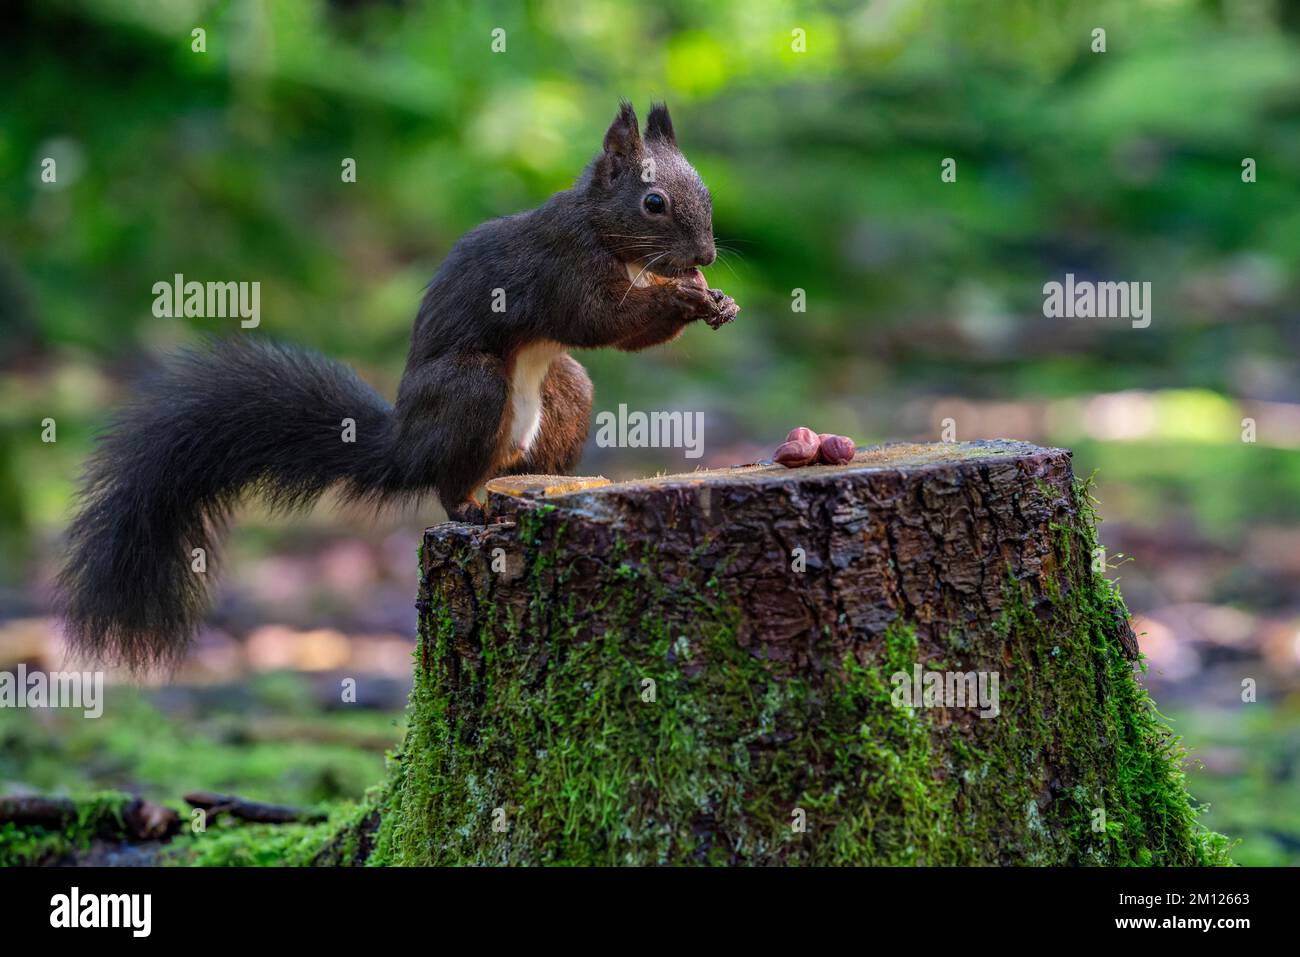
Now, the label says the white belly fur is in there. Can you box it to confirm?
[510,341,563,453]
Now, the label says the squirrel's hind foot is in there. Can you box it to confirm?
[447,500,487,525]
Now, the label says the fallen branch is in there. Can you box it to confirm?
[184,791,326,824]
[0,795,77,828]
[0,794,179,841]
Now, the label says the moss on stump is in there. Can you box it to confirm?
[337,440,1229,866]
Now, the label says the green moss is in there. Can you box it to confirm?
[163,813,345,867]
[350,478,1230,866]
[0,791,355,867]
[0,792,132,866]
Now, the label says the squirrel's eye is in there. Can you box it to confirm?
[642,192,667,216]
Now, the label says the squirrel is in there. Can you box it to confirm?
[56,100,739,670]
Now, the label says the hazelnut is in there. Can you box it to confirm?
[818,434,855,465]
[774,435,819,467]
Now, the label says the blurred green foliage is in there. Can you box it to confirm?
[2,0,1298,557]
[0,671,400,805]
[1171,706,1300,866]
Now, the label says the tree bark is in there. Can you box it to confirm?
[341,440,1227,866]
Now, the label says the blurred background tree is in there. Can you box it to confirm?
[1,0,1298,863]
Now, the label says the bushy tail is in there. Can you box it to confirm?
[57,337,398,670]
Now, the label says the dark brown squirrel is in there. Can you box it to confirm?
[57,100,738,670]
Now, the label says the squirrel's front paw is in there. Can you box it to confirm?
[704,289,739,330]
[671,283,739,329]
[670,282,715,321]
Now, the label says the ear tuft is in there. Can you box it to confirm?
[603,99,642,158]
[645,102,676,146]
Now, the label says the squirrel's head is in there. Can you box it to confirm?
[587,100,715,278]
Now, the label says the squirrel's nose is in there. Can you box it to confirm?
[694,242,716,267]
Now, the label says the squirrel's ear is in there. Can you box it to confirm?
[598,100,641,181]
[645,102,676,147]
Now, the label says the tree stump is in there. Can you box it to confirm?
[338,440,1227,865]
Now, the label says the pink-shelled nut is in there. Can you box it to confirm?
[817,434,856,465]
[774,436,819,468]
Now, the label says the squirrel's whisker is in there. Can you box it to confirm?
[619,253,669,307]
